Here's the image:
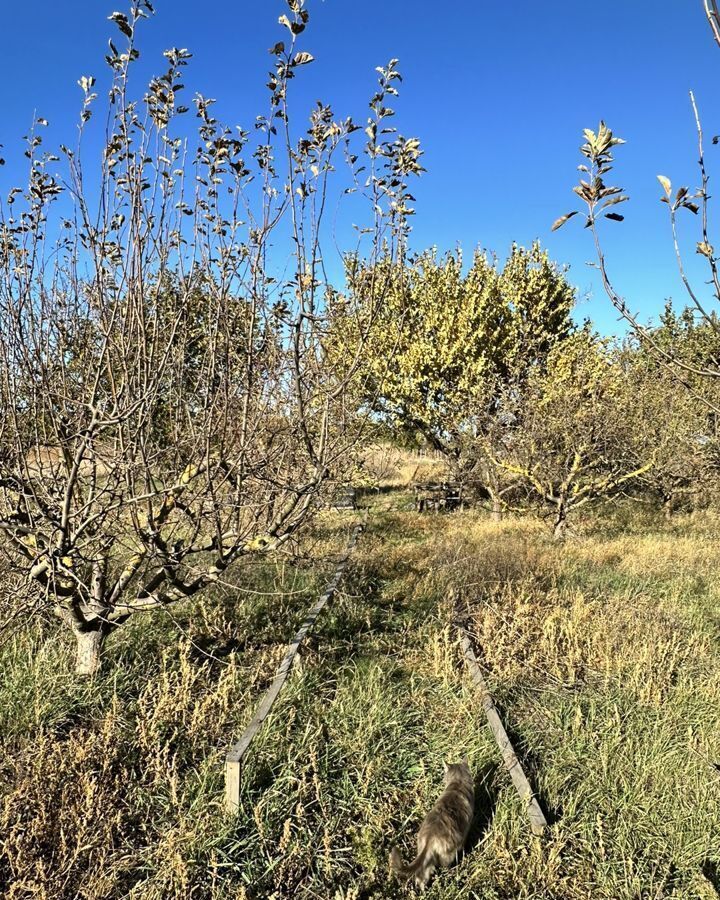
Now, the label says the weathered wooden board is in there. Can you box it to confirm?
[225,517,366,812]
[455,601,548,836]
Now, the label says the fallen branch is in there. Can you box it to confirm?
[225,515,366,812]
[453,593,548,836]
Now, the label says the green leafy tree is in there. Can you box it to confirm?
[333,241,575,511]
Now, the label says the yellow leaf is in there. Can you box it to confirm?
[657,175,672,197]
[244,534,271,552]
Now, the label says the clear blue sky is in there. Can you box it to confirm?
[2,1,718,333]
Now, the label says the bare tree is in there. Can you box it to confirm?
[0,1,422,674]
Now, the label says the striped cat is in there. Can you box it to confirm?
[390,758,474,890]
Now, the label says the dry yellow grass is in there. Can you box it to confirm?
[358,443,449,488]
[1,500,719,898]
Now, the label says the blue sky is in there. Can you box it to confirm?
[1,0,719,333]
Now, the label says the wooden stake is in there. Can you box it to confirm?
[455,602,548,835]
[225,517,366,812]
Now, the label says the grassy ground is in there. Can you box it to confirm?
[1,494,719,899]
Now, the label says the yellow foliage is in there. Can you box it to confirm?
[244,534,271,552]
[331,242,575,448]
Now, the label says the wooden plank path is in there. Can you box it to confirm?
[454,593,548,836]
[225,516,366,812]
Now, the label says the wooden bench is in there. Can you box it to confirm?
[413,481,464,513]
[327,485,357,510]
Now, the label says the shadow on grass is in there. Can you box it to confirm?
[702,861,720,897]
[187,634,283,665]
[465,761,499,855]
[356,484,406,499]
[483,698,560,827]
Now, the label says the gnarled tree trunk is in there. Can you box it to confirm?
[74,628,107,677]
[553,499,568,541]
[57,603,111,676]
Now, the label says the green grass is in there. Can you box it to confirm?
[1,499,719,899]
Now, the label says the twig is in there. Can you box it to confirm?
[705,0,720,48]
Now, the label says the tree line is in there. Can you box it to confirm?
[1,0,719,675]
[332,247,720,538]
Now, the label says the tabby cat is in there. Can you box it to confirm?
[389,757,474,890]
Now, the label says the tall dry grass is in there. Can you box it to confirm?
[1,501,719,898]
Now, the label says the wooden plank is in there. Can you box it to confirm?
[455,601,548,836]
[224,517,366,812]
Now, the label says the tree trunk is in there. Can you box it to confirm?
[553,502,568,541]
[491,495,502,523]
[662,494,674,521]
[74,628,107,677]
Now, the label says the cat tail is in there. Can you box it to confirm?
[389,847,406,875]
[389,845,431,882]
